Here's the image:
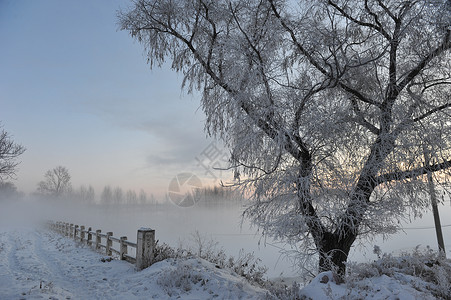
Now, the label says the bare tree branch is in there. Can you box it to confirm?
[0,128,26,181]
[329,0,391,40]
[376,159,451,184]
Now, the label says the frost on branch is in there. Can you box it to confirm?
[119,0,451,275]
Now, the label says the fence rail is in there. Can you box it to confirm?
[48,221,154,270]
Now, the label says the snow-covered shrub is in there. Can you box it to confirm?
[152,240,193,263]
[262,281,305,300]
[346,247,451,299]
[152,232,268,287]
[156,259,205,297]
[186,232,268,286]
[432,264,451,297]
[223,249,268,286]
[189,230,221,259]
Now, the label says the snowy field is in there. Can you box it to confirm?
[0,226,449,299]
[0,199,450,299]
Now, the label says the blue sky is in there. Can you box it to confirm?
[0,0,226,198]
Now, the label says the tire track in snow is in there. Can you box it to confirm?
[32,230,109,299]
[0,230,74,299]
[2,230,44,298]
[3,229,133,299]
[0,232,17,296]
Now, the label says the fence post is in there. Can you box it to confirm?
[120,236,127,260]
[74,225,79,240]
[106,232,113,256]
[87,227,92,246]
[96,230,101,249]
[70,224,74,238]
[136,228,155,270]
[80,226,85,242]
[65,223,69,237]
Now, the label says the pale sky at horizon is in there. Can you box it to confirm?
[0,0,229,199]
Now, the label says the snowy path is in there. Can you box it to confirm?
[0,227,267,300]
[0,228,121,299]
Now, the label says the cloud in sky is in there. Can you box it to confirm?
[0,0,225,198]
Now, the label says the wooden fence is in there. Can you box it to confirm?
[48,221,155,270]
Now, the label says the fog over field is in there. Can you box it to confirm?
[1,195,450,279]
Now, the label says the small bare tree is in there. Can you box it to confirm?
[37,166,72,198]
[0,126,25,181]
[119,0,451,276]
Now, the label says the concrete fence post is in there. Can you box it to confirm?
[106,232,113,256]
[136,228,155,270]
[95,229,101,249]
[74,225,79,240]
[87,227,92,246]
[120,236,127,260]
[80,226,85,242]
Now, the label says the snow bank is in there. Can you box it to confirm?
[299,249,451,300]
[299,271,437,299]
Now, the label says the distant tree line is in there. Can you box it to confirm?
[190,186,245,207]
[34,165,156,205]
[0,123,160,206]
[100,185,156,205]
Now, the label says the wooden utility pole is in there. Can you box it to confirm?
[424,149,446,257]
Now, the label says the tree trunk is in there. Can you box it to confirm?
[315,181,373,278]
[317,231,356,279]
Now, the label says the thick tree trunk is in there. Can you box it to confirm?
[317,231,356,278]
[315,180,374,278]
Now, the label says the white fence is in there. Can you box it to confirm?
[48,221,155,270]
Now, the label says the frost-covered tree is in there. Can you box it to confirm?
[113,186,124,205]
[125,189,138,204]
[139,189,148,204]
[101,185,113,204]
[119,0,451,275]
[76,185,95,204]
[37,166,72,198]
[0,125,25,181]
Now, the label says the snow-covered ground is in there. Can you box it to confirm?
[0,227,267,299]
[1,200,450,299]
[1,226,450,299]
